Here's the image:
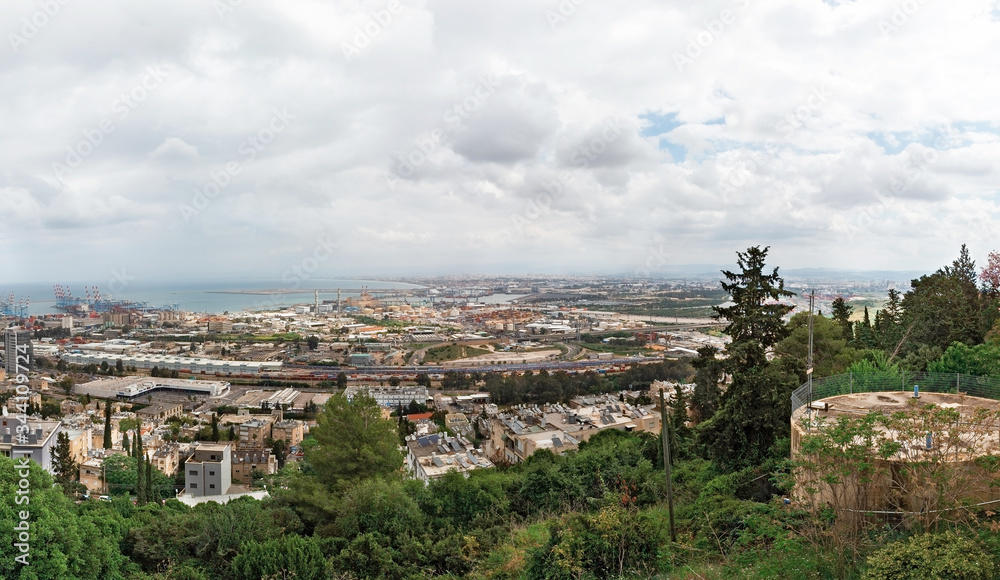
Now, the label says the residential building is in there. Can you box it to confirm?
[444,413,473,437]
[271,419,304,448]
[0,418,61,472]
[184,443,232,497]
[485,395,660,464]
[62,427,93,465]
[237,418,272,450]
[231,449,276,485]
[80,458,105,493]
[405,433,493,482]
[3,328,32,375]
[60,399,84,415]
[136,402,184,424]
[153,443,181,477]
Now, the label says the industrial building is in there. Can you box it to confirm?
[344,385,429,408]
[60,351,282,375]
[75,376,231,400]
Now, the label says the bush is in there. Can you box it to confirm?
[526,504,659,579]
[863,532,995,580]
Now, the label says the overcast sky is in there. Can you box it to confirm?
[2,0,1000,284]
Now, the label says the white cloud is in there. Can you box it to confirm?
[2,0,999,283]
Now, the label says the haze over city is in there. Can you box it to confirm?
[3,0,1000,283]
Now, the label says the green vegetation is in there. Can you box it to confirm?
[424,343,491,363]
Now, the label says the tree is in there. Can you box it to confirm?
[830,296,854,342]
[854,307,878,349]
[272,438,288,469]
[228,425,236,441]
[211,413,219,442]
[305,393,403,493]
[51,431,78,488]
[902,245,986,354]
[980,249,1000,297]
[388,376,401,387]
[690,346,723,423]
[416,373,431,387]
[231,535,330,580]
[122,433,130,456]
[100,360,110,374]
[115,359,124,374]
[774,313,860,377]
[713,245,795,353]
[874,288,906,353]
[337,372,348,389]
[307,335,320,350]
[701,246,798,471]
[103,400,113,449]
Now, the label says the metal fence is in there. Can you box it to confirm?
[790,372,1000,416]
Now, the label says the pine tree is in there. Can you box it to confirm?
[701,246,799,471]
[103,400,113,449]
[51,432,78,488]
[830,296,854,342]
[690,345,723,423]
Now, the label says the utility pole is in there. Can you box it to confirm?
[807,290,815,411]
[659,389,676,543]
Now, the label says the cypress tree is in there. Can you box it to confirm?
[123,433,130,455]
[146,462,154,502]
[103,400,113,449]
[211,413,219,442]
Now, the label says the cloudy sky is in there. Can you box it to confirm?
[2,0,1000,284]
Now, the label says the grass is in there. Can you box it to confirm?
[425,343,492,363]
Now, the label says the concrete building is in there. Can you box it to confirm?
[152,443,181,477]
[0,417,61,472]
[344,385,429,408]
[485,395,660,464]
[61,427,92,465]
[80,458,105,493]
[136,402,184,424]
[405,433,493,482]
[3,328,32,375]
[348,353,375,366]
[237,418,272,450]
[60,399,85,415]
[75,375,231,400]
[231,449,276,485]
[791,390,1000,520]
[184,443,232,497]
[271,419,304,448]
[61,352,281,376]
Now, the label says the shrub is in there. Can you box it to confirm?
[863,532,995,580]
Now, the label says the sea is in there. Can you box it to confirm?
[2,279,426,317]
